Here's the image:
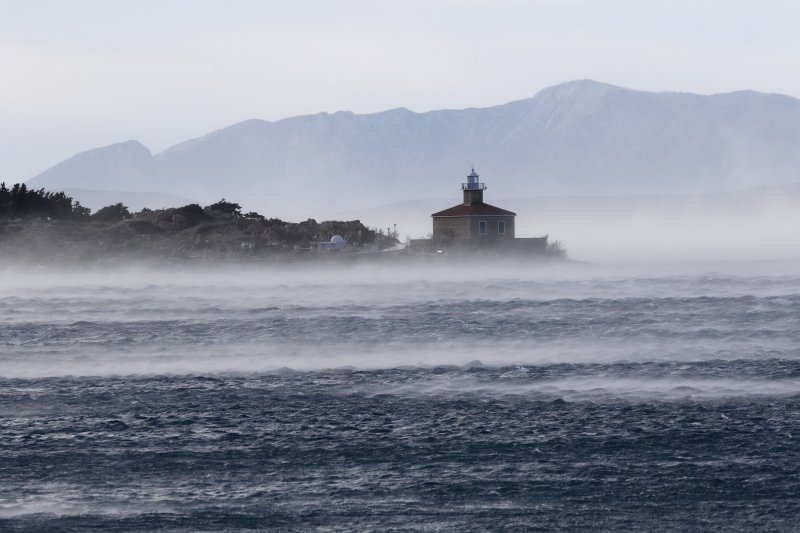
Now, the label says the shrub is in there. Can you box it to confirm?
[174,204,212,225]
[91,202,131,222]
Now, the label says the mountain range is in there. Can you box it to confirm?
[27,80,800,220]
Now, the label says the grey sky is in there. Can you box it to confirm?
[2,0,799,181]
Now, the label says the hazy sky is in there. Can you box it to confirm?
[2,0,799,181]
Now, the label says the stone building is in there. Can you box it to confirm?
[431,168,516,241]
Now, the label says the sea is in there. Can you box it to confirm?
[1,261,799,531]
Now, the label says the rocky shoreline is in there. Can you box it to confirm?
[0,203,399,267]
[0,187,567,268]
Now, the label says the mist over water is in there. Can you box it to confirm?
[2,261,800,529]
[347,187,800,263]
[2,261,800,379]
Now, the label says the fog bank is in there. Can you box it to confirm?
[329,186,800,263]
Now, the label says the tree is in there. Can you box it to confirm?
[91,202,131,222]
[71,201,91,219]
[0,182,9,214]
[243,211,265,221]
[46,191,75,219]
[206,199,242,218]
[0,182,88,219]
[174,204,211,225]
[546,240,567,258]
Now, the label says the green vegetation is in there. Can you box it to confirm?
[91,202,131,222]
[172,204,212,225]
[206,199,242,218]
[0,184,397,263]
[0,184,565,263]
[0,182,89,220]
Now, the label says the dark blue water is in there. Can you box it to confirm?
[1,265,800,530]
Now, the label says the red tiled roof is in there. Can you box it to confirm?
[431,202,516,217]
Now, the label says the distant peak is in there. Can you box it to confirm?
[233,118,271,127]
[560,79,617,89]
[26,138,155,188]
[217,118,271,133]
[537,79,626,97]
[78,140,152,158]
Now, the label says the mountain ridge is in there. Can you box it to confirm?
[28,80,800,219]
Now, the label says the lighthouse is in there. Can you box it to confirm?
[431,168,516,241]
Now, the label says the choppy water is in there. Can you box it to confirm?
[1,263,800,530]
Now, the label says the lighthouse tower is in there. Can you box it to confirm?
[431,167,516,241]
[462,168,486,205]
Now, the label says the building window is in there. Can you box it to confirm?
[478,220,487,235]
[498,220,506,235]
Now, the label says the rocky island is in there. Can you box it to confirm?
[0,183,399,267]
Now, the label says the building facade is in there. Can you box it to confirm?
[431,169,516,241]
